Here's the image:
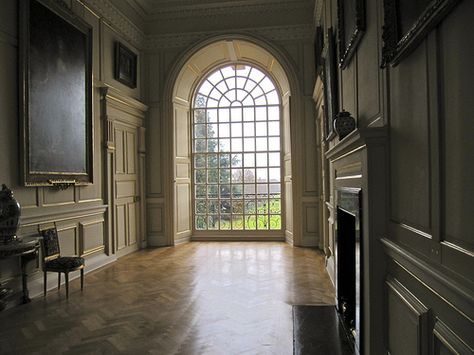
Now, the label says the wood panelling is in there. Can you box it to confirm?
[439,1,474,253]
[147,105,163,195]
[116,180,136,198]
[42,188,75,207]
[57,225,78,256]
[390,43,430,230]
[116,204,126,250]
[80,219,105,256]
[386,277,429,355]
[433,319,474,355]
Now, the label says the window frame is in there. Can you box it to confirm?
[191,63,285,235]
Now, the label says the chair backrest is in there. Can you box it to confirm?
[38,224,60,261]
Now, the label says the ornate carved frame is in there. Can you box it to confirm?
[323,28,339,139]
[19,0,93,187]
[381,0,461,67]
[337,0,366,69]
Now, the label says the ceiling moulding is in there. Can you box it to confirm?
[145,1,314,21]
[144,24,314,50]
[80,0,145,47]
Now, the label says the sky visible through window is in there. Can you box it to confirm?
[192,64,282,231]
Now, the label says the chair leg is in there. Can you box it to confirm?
[58,272,61,290]
[65,273,69,299]
[43,271,47,297]
[80,268,84,292]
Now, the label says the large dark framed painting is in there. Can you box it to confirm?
[114,42,137,89]
[20,0,93,187]
[337,0,366,69]
[382,0,461,66]
[323,28,339,139]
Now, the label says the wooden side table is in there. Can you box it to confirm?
[0,238,39,308]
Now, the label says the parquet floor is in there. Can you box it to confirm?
[0,242,335,354]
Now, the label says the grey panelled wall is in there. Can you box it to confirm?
[316,0,473,354]
[0,0,146,305]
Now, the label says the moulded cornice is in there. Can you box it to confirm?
[145,24,314,50]
[145,0,313,21]
[80,0,145,47]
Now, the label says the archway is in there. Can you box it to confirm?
[163,36,297,244]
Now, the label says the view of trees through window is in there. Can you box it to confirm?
[192,64,282,231]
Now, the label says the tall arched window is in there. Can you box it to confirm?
[192,64,282,232]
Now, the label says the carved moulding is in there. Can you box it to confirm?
[337,0,366,69]
[381,0,461,67]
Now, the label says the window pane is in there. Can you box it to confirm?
[219,139,230,152]
[231,138,242,152]
[269,198,281,213]
[256,168,267,182]
[255,122,267,136]
[232,154,242,167]
[255,107,266,121]
[231,123,242,137]
[220,169,230,183]
[208,200,219,214]
[232,215,244,230]
[243,138,255,151]
[268,106,279,120]
[219,123,230,137]
[244,169,255,182]
[268,122,280,136]
[208,169,218,183]
[244,200,256,213]
[231,169,243,183]
[269,215,281,230]
[256,138,267,151]
[232,185,243,198]
[196,200,206,213]
[268,137,280,151]
[257,215,269,230]
[232,201,244,214]
[208,185,218,198]
[243,107,254,121]
[195,154,205,168]
[195,170,206,184]
[208,154,218,168]
[208,215,219,230]
[219,108,229,122]
[196,216,207,230]
[245,215,257,230]
[244,153,255,167]
[231,108,242,122]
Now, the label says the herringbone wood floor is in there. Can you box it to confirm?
[0,242,335,354]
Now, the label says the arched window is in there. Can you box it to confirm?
[192,64,282,232]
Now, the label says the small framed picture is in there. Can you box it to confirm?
[114,42,137,88]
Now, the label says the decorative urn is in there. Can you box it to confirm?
[333,110,356,140]
[0,184,21,244]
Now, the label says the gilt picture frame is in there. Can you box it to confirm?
[322,28,339,139]
[114,42,137,89]
[337,0,366,69]
[19,0,93,187]
[381,0,461,67]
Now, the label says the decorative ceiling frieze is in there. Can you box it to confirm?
[79,0,314,50]
[145,24,314,51]
[145,1,313,21]
[80,0,145,46]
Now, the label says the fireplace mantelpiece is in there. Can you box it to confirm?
[325,127,388,355]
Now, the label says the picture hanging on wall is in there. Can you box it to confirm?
[114,42,137,89]
[337,0,366,68]
[19,0,93,187]
[322,28,339,139]
[381,0,461,67]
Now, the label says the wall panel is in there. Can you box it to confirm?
[390,43,430,230]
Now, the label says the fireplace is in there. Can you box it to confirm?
[335,187,361,353]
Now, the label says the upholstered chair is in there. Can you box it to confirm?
[38,224,84,298]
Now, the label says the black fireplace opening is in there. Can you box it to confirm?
[335,188,362,353]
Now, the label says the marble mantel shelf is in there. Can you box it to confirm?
[325,127,388,161]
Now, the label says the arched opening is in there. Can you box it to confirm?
[164,37,295,243]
